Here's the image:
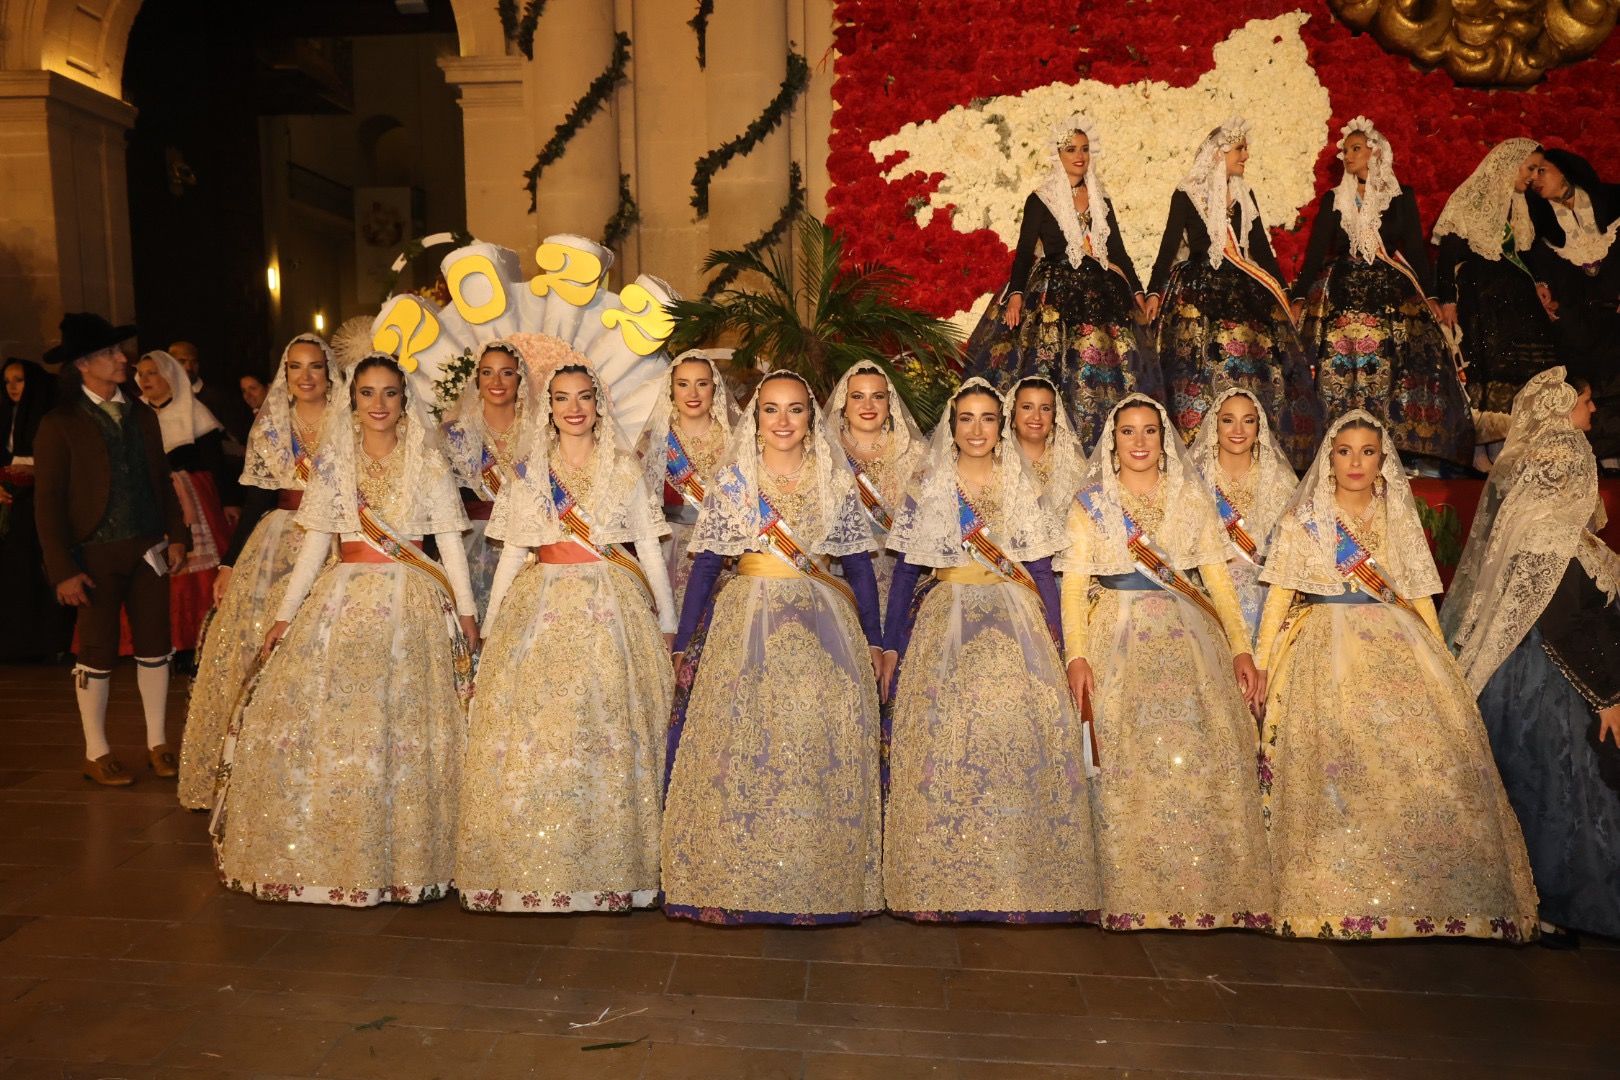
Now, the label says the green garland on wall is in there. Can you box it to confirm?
[497,0,550,61]
[690,0,715,69]
[523,32,633,212]
[690,51,809,218]
[601,173,641,250]
[703,162,807,297]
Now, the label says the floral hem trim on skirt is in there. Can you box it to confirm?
[663,904,879,926]
[218,876,449,908]
[1274,912,1535,942]
[890,908,1100,925]
[1102,910,1275,933]
[459,887,658,914]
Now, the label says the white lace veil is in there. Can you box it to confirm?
[887,377,1064,567]
[821,360,927,506]
[1056,393,1228,575]
[295,353,468,536]
[486,359,666,549]
[1334,116,1402,265]
[1260,409,1442,598]
[1442,369,1608,690]
[1188,386,1298,548]
[637,347,739,496]
[686,370,875,558]
[1432,137,1539,260]
[139,349,223,453]
[1001,374,1087,511]
[441,339,539,491]
[1034,114,1112,268]
[1178,117,1257,269]
[241,333,336,491]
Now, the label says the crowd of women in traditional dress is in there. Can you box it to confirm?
[960,114,1619,476]
[172,312,1616,942]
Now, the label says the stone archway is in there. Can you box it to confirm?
[0,0,492,358]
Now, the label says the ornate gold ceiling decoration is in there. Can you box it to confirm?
[1330,0,1620,86]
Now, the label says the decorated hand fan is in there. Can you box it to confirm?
[368,234,677,443]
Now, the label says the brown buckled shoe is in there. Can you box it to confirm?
[148,744,179,778]
[84,754,134,787]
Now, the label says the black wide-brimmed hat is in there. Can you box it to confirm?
[42,312,137,366]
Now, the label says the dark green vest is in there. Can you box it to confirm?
[84,398,163,545]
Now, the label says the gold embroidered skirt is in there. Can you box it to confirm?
[885,579,1099,921]
[1084,587,1275,930]
[179,508,313,810]
[456,561,672,913]
[212,562,467,907]
[1261,601,1539,940]
[662,572,882,924]
[461,517,502,622]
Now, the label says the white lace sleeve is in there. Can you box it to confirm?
[274,530,333,622]
[483,544,528,630]
[435,531,477,618]
[637,540,678,634]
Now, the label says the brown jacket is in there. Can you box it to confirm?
[34,389,188,585]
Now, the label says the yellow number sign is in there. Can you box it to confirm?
[372,296,441,374]
[445,252,508,325]
[528,241,606,307]
[601,283,675,357]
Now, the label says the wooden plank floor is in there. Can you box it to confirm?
[0,660,1616,1079]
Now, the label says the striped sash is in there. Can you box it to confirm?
[1303,517,1416,615]
[663,429,708,510]
[355,498,455,601]
[954,488,1040,599]
[1213,486,1260,565]
[755,490,859,614]
[846,451,893,533]
[1223,226,1297,328]
[478,444,504,498]
[549,469,653,602]
[1076,485,1222,626]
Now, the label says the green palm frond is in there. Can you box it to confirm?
[668,215,961,427]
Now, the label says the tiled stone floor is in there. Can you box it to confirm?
[0,661,1617,1079]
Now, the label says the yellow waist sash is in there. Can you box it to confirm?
[738,551,804,579]
[936,564,1003,586]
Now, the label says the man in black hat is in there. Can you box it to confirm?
[35,313,189,786]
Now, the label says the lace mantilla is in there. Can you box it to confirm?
[1432,137,1539,260]
[441,339,539,499]
[823,360,926,512]
[637,348,738,501]
[242,333,337,492]
[1178,117,1258,270]
[887,377,1064,568]
[686,371,875,559]
[1261,409,1441,598]
[1055,393,1227,576]
[1034,114,1113,270]
[1333,117,1401,265]
[1188,386,1298,552]
[1001,375,1086,511]
[1443,368,1609,691]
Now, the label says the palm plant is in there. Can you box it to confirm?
[667,215,961,427]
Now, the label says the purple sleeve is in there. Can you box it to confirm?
[1029,556,1061,642]
[673,551,725,653]
[839,551,884,648]
[883,558,924,655]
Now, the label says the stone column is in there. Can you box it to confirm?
[437,54,536,262]
[525,0,621,251]
[704,0,790,254]
[0,70,135,357]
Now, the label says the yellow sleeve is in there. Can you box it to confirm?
[1254,586,1294,672]
[1061,505,1092,664]
[1199,560,1253,656]
[1411,595,1443,642]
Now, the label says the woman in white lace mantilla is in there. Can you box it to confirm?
[180,334,337,810]
[879,377,1099,922]
[1003,375,1087,512]
[636,348,737,613]
[1188,386,1297,641]
[212,354,476,907]
[1059,394,1274,932]
[1290,118,1472,468]
[441,338,538,620]
[822,359,925,621]
[1143,118,1322,468]
[456,358,676,914]
[1442,369,1620,940]
[661,371,885,925]
[1256,410,1537,940]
